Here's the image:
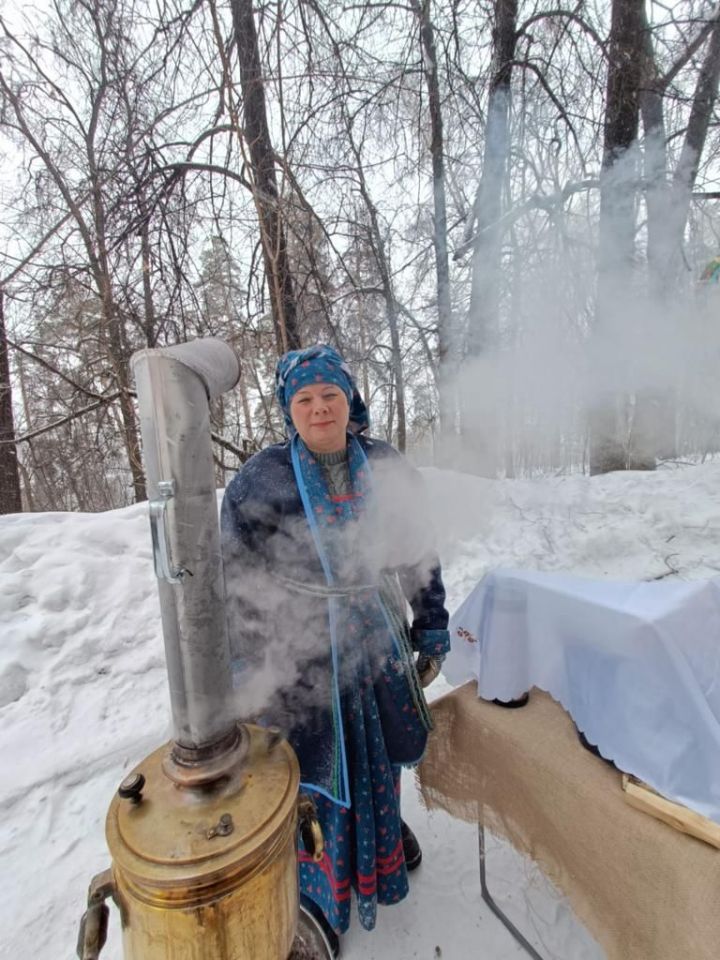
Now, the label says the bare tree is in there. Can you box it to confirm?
[466,0,518,358]
[0,290,22,513]
[589,0,645,475]
[0,2,156,500]
[350,137,408,451]
[3,0,719,505]
[460,0,519,475]
[229,0,301,353]
[411,0,455,449]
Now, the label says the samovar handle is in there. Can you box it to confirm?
[297,794,325,863]
[76,868,115,960]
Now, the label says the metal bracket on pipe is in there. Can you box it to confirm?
[149,480,186,584]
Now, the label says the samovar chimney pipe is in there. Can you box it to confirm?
[131,338,241,766]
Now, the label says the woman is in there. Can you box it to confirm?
[221,345,449,956]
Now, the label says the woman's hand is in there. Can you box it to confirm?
[416,654,444,688]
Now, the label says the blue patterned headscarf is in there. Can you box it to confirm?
[275,344,369,435]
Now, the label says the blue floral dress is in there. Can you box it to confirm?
[221,434,450,934]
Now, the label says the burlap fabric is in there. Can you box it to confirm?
[417,683,720,960]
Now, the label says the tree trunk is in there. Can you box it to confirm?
[667,19,720,266]
[0,290,23,514]
[140,216,158,347]
[640,3,670,296]
[17,457,35,511]
[467,0,517,356]
[386,379,395,443]
[15,352,46,508]
[589,0,644,475]
[96,250,146,502]
[643,8,720,288]
[462,0,518,476]
[346,123,407,451]
[239,369,254,445]
[358,308,371,412]
[230,0,301,355]
[412,0,456,453]
[633,11,720,466]
[630,2,674,466]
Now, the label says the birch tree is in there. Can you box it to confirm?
[411,0,455,449]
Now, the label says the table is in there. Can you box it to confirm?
[418,684,720,960]
[445,569,720,824]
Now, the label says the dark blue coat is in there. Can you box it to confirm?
[220,435,449,789]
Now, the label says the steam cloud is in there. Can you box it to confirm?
[223,454,441,728]
[447,182,720,475]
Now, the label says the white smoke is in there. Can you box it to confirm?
[444,152,720,475]
[222,451,443,727]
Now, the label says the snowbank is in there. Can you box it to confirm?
[3,462,720,959]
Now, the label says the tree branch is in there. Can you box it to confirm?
[2,393,122,445]
[455,179,600,259]
[659,4,720,92]
[7,337,107,401]
[516,7,606,54]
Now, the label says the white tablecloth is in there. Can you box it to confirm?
[445,569,720,823]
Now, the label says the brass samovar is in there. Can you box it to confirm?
[76,340,323,960]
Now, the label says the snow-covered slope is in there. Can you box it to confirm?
[424,461,720,611]
[3,462,719,959]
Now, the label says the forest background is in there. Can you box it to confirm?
[1,0,720,515]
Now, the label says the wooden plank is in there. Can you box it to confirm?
[622,774,720,850]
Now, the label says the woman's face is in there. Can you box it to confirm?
[290,382,350,453]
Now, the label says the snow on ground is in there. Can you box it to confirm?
[2,461,720,960]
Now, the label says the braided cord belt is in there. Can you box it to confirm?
[271,571,433,734]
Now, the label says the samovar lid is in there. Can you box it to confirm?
[106,724,300,892]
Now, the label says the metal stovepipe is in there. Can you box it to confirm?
[131,338,241,760]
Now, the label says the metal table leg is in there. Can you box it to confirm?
[478,824,546,960]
